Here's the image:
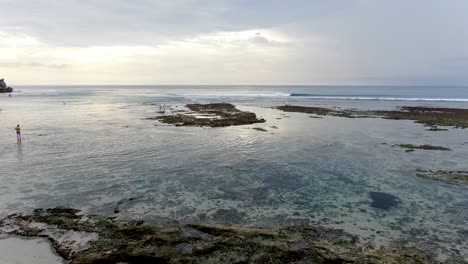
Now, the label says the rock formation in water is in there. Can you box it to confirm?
[149,103,266,127]
[0,78,13,93]
[276,105,468,128]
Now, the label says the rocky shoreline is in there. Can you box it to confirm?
[276,105,468,129]
[0,207,436,264]
[149,103,265,127]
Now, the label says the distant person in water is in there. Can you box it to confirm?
[15,124,21,141]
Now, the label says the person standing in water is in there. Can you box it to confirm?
[15,124,21,141]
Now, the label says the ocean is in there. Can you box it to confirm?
[1,85,468,260]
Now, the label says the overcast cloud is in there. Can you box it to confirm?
[0,0,467,85]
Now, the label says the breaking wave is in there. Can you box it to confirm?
[169,93,468,102]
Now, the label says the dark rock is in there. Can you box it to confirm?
[394,144,451,151]
[0,207,435,264]
[416,170,468,185]
[150,103,265,127]
[45,207,81,216]
[276,105,468,128]
[0,79,13,93]
[176,243,193,255]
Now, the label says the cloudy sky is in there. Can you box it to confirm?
[0,0,467,85]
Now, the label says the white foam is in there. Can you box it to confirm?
[170,92,292,98]
[292,96,468,102]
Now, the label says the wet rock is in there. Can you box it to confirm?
[276,105,468,128]
[150,103,265,127]
[382,106,468,128]
[394,144,451,151]
[416,170,468,185]
[369,192,401,210]
[45,207,81,215]
[0,207,435,264]
[252,127,267,132]
[176,243,193,255]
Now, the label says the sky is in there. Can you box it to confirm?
[0,0,467,85]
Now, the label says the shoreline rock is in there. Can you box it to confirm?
[149,103,266,127]
[0,207,435,264]
[0,78,13,93]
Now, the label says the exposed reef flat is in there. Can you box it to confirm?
[0,207,434,264]
[149,103,265,127]
[276,105,372,118]
[416,170,468,185]
[276,105,468,128]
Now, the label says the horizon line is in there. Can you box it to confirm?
[12,84,468,87]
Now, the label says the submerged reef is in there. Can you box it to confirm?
[369,192,401,210]
[149,103,265,127]
[276,105,468,128]
[0,207,435,264]
[416,170,468,185]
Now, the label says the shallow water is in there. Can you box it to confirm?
[0,86,468,260]
[0,236,65,264]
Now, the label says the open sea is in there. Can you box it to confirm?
[1,85,468,261]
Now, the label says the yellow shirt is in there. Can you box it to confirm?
[15,127,20,132]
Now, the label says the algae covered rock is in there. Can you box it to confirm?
[150,103,266,127]
[416,170,468,185]
[0,207,436,264]
[276,105,468,128]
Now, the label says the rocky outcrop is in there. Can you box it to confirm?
[276,105,468,128]
[149,103,266,127]
[0,207,434,264]
[0,79,13,93]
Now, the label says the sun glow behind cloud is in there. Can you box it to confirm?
[0,29,303,84]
